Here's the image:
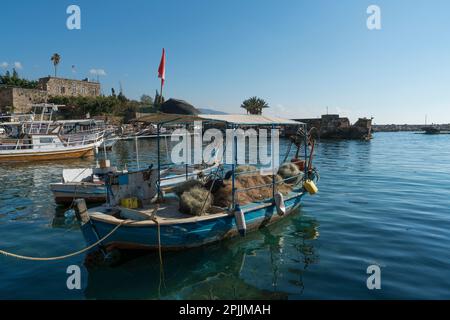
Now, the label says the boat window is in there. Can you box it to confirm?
[39,137,53,144]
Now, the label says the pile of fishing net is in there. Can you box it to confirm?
[179,186,213,216]
[213,164,301,207]
[175,163,303,215]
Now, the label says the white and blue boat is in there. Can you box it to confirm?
[74,114,319,252]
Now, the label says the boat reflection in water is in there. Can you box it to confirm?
[79,210,319,300]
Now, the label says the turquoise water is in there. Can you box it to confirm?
[1,132,450,299]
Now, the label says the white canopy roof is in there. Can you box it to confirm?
[199,114,303,125]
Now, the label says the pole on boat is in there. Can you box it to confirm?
[271,124,276,201]
[135,135,140,169]
[231,123,247,236]
[304,123,308,178]
[103,132,107,159]
[157,123,161,201]
[185,123,189,180]
[231,124,237,209]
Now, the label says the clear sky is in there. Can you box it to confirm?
[1,0,450,124]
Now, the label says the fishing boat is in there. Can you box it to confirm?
[0,104,105,162]
[422,126,441,134]
[73,114,319,253]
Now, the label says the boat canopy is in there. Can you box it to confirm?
[137,113,303,126]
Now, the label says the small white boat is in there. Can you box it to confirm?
[50,162,220,205]
[0,131,103,162]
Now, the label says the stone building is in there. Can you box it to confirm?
[38,77,100,97]
[0,77,100,114]
[0,87,48,114]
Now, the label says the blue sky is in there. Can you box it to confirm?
[1,0,450,124]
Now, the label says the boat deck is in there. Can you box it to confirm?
[89,188,303,227]
[90,195,229,226]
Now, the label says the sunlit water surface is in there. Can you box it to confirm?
[1,132,450,299]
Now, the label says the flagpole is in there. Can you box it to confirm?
[160,80,163,104]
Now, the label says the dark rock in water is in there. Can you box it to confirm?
[161,99,199,115]
[290,114,373,140]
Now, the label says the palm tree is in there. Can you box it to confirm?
[240,97,269,115]
[50,53,61,77]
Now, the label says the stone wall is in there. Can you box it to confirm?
[0,87,48,114]
[38,77,100,97]
[0,87,13,113]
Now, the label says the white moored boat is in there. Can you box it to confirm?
[0,104,105,162]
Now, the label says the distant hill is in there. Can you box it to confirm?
[198,108,228,115]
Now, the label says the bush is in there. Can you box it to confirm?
[48,95,144,122]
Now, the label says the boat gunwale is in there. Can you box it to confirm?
[0,143,96,157]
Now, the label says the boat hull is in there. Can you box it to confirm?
[0,146,95,162]
[50,182,106,204]
[80,192,305,251]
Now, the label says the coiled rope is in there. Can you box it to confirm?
[0,220,128,261]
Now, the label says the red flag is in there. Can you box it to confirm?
[158,48,166,87]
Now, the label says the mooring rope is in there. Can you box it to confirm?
[148,205,166,296]
[155,218,166,296]
[0,220,128,261]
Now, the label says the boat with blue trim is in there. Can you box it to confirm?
[74,114,319,253]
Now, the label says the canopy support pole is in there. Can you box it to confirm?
[232,124,237,210]
[271,124,276,201]
[157,124,161,201]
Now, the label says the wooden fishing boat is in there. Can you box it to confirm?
[74,114,319,253]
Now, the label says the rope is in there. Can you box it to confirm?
[148,206,166,297]
[155,219,166,296]
[0,220,128,261]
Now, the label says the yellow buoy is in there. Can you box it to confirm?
[120,197,139,209]
[304,180,318,195]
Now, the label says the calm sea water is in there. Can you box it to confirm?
[1,132,450,299]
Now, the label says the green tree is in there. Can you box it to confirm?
[51,53,61,77]
[0,69,38,89]
[240,97,269,115]
[140,94,153,106]
[12,68,19,80]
